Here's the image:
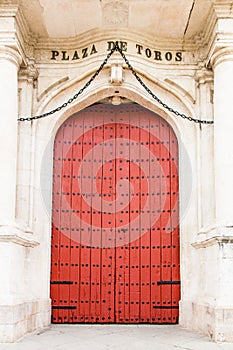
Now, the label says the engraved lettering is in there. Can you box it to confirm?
[145,48,152,58]
[82,48,88,58]
[175,52,182,62]
[136,44,143,55]
[107,41,116,51]
[51,50,59,60]
[119,41,127,51]
[165,52,172,61]
[72,51,80,60]
[90,44,98,55]
[154,51,162,61]
[49,42,183,63]
[62,51,70,60]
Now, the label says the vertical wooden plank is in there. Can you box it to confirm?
[69,113,83,323]
[101,105,116,323]
[78,113,86,323]
[159,118,172,323]
[107,108,116,323]
[115,108,130,322]
[170,127,180,323]
[80,111,93,322]
[122,107,130,323]
[149,113,162,323]
[98,107,107,323]
[128,105,141,323]
[66,116,75,323]
[139,111,151,323]
[90,106,102,323]
[51,126,63,323]
[59,120,74,323]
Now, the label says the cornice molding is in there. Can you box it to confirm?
[0,1,37,65]
[0,0,19,13]
[35,28,195,51]
[15,6,37,58]
[199,2,233,66]
[211,0,233,18]
[190,4,217,52]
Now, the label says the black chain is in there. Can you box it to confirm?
[18,46,116,122]
[18,41,213,124]
[115,43,213,125]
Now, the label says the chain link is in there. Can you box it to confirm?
[18,41,213,124]
[18,47,115,122]
[115,42,213,125]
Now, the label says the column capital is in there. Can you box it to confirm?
[194,63,213,85]
[0,45,22,69]
[19,58,38,85]
[210,46,233,68]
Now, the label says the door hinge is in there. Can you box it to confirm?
[157,280,181,286]
[50,281,73,285]
[52,306,77,310]
[153,306,179,309]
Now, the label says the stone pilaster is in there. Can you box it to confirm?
[194,64,214,231]
[17,60,38,229]
[0,46,21,227]
[185,46,233,343]
[0,46,45,344]
[211,47,233,228]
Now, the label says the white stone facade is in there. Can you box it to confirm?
[0,0,233,343]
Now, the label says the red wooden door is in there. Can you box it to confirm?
[51,104,180,324]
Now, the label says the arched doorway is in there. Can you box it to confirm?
[50,103,180,324]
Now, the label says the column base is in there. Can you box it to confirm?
[179,300,233,342]
[0,299,51,343]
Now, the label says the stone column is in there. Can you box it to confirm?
[211,47,233,228]
[17,61,38,229]
[194,65,214,230]
[184,47,233,343]
[0,46,22,227]
[208,47,233,342]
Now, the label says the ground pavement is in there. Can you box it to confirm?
[0,325,233,350]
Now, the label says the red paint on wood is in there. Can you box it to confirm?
[51,104,180,324]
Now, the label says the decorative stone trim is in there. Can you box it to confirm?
[212,0,233,18]
[0,45,22,68]
[194,65,214,86]
[192,236,233,248]
[19,59,39,85]
[0,225,39,247]
[110,63,123,85]
[37,76,69,102]
[192,225,233,248]
[210,46,233,68]
[102,0,128,26]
